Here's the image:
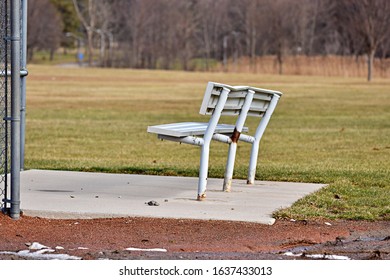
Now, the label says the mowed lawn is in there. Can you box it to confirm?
[25,65,390,220]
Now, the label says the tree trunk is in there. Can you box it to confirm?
[277,53,283,75]
[27,47,34,62]
[50,49,55,61]
[276,44,284,75]
[250,28,257,73]
[367,49,375,82]
[223,35,228,72]
[87,29,94,66]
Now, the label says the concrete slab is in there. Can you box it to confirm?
[19,169,327,225]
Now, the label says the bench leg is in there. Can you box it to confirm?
[248,94,280,184]
[247,140,260,184]
[223,142,237,192]
[197,144,210,200]
[197,87,230,200]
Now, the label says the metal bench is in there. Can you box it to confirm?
[147,82,282,200]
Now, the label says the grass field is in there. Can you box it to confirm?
[25,65,390,220]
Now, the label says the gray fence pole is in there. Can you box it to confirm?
[10,0,21,219]
[20,0,27,170]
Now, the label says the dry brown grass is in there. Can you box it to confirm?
[219,55,390,79]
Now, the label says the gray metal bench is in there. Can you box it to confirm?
[147,82,282,200]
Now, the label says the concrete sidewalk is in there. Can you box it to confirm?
[19,169,327,225]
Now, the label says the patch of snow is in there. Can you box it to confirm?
[307,253,350,260]
[0,241,82,260]
[284,252,350,260]
[0,250,81,260]
[35,248,56,254]
[125,247,167,252]
[27,242,49,250]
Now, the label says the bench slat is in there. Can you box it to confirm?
[206,104,268,112]
[147,122,248,137]
[199,82,281,116]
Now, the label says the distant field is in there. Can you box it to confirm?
[25,65,390,220]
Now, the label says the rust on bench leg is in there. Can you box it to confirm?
[223,129,241,192]
[222,89,254,192]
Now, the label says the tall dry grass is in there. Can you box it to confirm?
[219,55,390,79]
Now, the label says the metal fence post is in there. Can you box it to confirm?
[20,0,27,170]
[10,0,21,219]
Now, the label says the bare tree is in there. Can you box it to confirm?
[229,0,264,72]
[197,0,224,70]
[266,0,294,75]
[174,0,201,70]
[72,0,98,66]
[27,0,63,61]
[336,0,390,81]
[209,0,231,69]
[72,0,117,66]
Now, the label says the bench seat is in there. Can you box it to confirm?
[147,122,248,137]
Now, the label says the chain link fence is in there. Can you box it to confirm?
[0,0,10,212]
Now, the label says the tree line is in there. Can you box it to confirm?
[28,0,390,81]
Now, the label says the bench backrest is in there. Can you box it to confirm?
[199,82,282,118]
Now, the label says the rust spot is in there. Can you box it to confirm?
[230,128,241,143]
[197,193,206,201]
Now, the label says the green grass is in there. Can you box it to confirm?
[25,65,390,221]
